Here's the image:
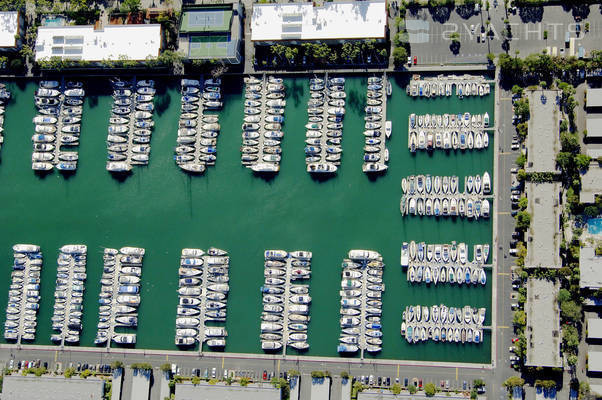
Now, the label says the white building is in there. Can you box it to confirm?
[34,24,162,63]
[251,0,387,44]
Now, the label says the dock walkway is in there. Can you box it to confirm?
[14,253,42,345]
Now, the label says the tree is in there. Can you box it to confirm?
[567,354,578,367]
[340,371,349,379]
[576,154,591,171]
[408,384,417,394]
[80,369,92,379]
[240,377,251,386]
[111,361,124,370]
[518,197,528,211]
[513,310,526,327]
[557,288,571,303]
[311,371,325,379]
[516,154,526,168]
[424,382,436,396]
[391,383,402,395]
[515,211,531,231]
[64,367,76,378]
[288,369,300,377]
[191,376,201,385]
[473,379,485,388]
[511,85,524,96]
[392,46,408,68]
[560,300,582,322]
[120,0,141,13]
[503,376,525,389]
[563,325,580,349]
[160,363,171,372]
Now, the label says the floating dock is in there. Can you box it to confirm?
[261,250,312,353]
[106,78,156,173]
[31,79,84,172]
[175,248,230,349]
[0,84,10,153]
[4,244,43,344]
[408,112,491,153]
[401,241,490,286]
[407,74,493,98]
[175,77,222,174]
[400,173,493,218]
[94,247,144,346]
[338,250,385,358]
[401,304,486,344]
[362,74,390,174]
[241,75,285,173]
[305,73,346,174]
[51,245,87,346]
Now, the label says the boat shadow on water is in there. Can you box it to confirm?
[253,170,278,183]
[109,170,133,183]
[34,169,53,179]
[309,173,336,183]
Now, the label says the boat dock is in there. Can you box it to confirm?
[106,78,156,173]
[305,73,345,174]
[175,77,222,174]
[408,112,491,153]
[176,248,230,349]
[362,74,390,174]
[0,84,10,154]
[401,304,486,344]
[31,79,83,172]
[400,241,490,286]
[241,75,285,173]
[51,245,87,347]
[4,245,43,344]
[94,247,144,347]
[407,74,493,98]
[261,250,312,353]
[338,250,385,358]
[400,173,493,218]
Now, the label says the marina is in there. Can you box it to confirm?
[50,245,87,346]
[261,250,312,353]
[400,241,489,286]
[401,304,486,344]
[400,172,492,218]
[0,76,493,362]
[408,112,491,153]
[3,245,42,343]
[407,74,492,98]
[94,247,145,347]
[175,247,230,348]
[362,75,391,174]
[0,84,10,154]
[241,75,286,173]
[174,78,222,174]
[305,74,346,174]
[338,250,385,358]
[106,79,156,173]
[31,80,84,172]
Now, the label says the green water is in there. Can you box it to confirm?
[0,75,493,363]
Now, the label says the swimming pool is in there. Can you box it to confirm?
[588,218,602,235]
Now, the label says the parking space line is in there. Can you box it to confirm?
[498,326,510,329]
[499,152,515,155]
[497,212,511,215]
[500,97,512,101]
[498,272,510,276]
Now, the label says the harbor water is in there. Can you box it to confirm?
[0,75,493,363]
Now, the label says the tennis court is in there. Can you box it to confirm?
[188,35,231,58]
[181,9,233,33]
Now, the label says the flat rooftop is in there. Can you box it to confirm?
[130,369,151,400]
[588,318,602,339]
[580,247,602,289]
[525,278,562,368]
[2,375,105,400]
[251,0,387,42]
[580,164,602,203]
[35,24,161,62]
[311,377,331,400]
[587,115,602,139]
[175,382,281,400]
[589,350,602,372]
[0,11,19,48]
[525,182,562,269]
[525,90,561,174]
[588,88,602,108]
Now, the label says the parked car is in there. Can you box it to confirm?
[413,56,417,65]
[512,337,519,343]
[511,142,520,150]
[510,355,520,361]
[510,167,519,173]
[407,56,412,66]
[509,346,516,352]
[511,303,519,309]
